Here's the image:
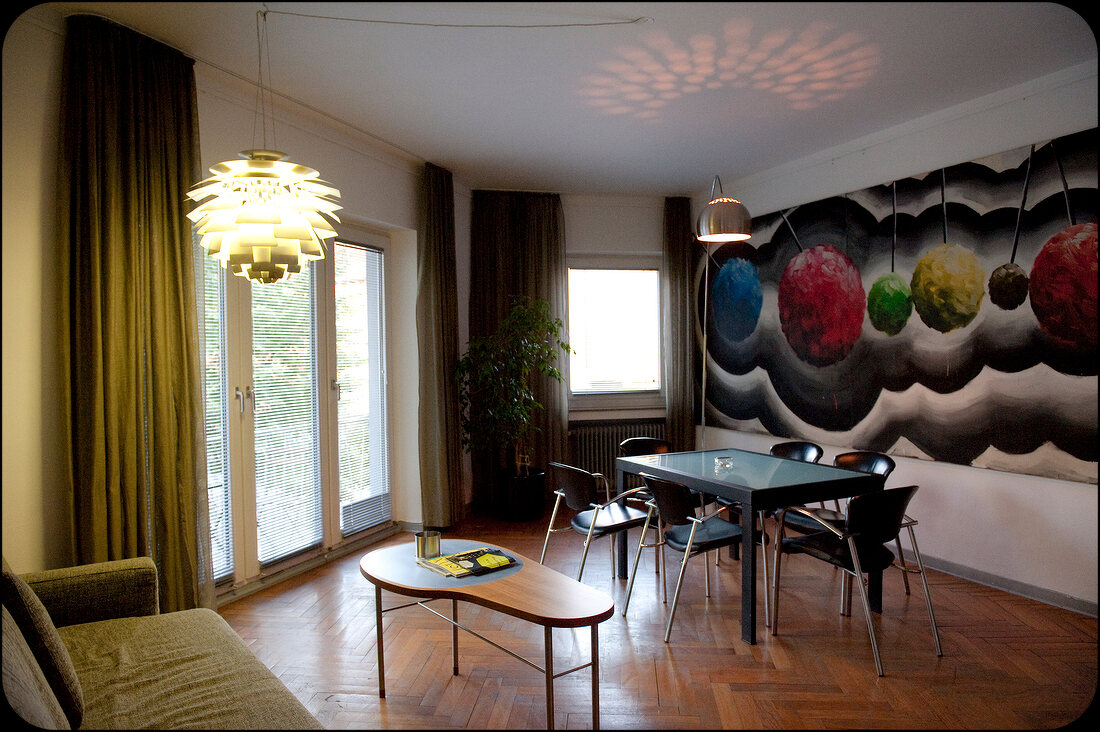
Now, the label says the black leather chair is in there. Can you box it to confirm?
[539,462,650,583]
[770,485,942,676]
[780,451,895,534]
[769,440,825,463]
[618,436,672,459]
[778,451,912,596]
[622,473,748,642]
[618,438,673,596]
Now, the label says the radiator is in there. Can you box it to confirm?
[567,419,666,480]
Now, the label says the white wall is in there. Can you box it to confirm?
[2,6,71,571]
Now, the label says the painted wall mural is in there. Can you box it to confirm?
[698,127,1097,484]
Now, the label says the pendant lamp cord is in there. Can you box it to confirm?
[254,8,276,151]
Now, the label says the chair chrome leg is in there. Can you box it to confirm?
[540,494,563,564]
[770,518,786,636]
[894,537,912,594]
[848,538,884,676]
[577,506,601,582]
[665,524,698,643]
[907,525,942,657]
[703,542,711,597]
[622,509,653,616]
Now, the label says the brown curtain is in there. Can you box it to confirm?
[58,15,211,612]
[468,191,568,508]
[417,163,465,527]
[664,197,697,451]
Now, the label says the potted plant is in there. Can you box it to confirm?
[456,297,570,520]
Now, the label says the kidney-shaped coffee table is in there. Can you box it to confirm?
[360,538,614,730]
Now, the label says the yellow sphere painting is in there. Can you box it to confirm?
[910,243,986,333]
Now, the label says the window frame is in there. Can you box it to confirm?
[566,253,666,416]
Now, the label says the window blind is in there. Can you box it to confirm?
[252,270,324,565]
[335,242,391,536]
[202,254,234,581]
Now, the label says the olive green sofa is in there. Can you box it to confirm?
[2,556,321,729]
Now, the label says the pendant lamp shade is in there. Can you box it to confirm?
[696,175,751,243]
[187,149,341,284]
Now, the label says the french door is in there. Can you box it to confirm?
[202,236,391,587]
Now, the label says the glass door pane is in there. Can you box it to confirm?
[335,242,390,536]
[202,256,233,581]
[251,271,323,564]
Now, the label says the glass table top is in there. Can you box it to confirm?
[617,448,861,490]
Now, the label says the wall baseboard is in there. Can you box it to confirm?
[911,552,1097,618]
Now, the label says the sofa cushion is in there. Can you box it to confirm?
[58,608,321,729]
[3,605,71,729]
[1,559,84,727]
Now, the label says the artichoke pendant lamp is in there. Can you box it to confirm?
[187,10,340,284]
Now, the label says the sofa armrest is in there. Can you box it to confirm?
[21,557,159,627]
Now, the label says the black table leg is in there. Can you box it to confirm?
[615,466,629,578]
[740,501,757,644]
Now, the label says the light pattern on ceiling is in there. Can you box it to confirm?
[580,19,881,120]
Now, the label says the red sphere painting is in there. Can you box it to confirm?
[777,244,865,366]
[1029,222,1098,350]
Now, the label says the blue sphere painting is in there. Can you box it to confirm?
[711,258,762,342]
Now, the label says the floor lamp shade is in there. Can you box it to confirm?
[696,175,751,243]
[696,196,752,243]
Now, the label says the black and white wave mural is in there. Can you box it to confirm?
[698,128,1097,483]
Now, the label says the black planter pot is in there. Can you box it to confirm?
[494,470,547,522]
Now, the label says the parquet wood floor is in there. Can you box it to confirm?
[219,511,1097,729]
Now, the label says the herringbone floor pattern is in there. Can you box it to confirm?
[219,511,1097,729]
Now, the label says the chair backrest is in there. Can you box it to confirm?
[845,485,918,549]
[548,462,602,511]
[639,474,698,527]
[619,437,672,457]
[834,450,896,478]
[769,440,824,463]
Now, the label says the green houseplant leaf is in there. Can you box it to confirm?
[456,297,569,477]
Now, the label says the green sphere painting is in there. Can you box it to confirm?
[867,272,913,335]
[910,243,986,333]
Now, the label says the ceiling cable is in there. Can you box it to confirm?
[262,7,653,29]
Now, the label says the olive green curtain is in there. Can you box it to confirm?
[58,15,212,612]
[664,197,697,451]
[417,163,465,527]
[468,191,568,509]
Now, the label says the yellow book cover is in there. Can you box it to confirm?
[417,547,516,577]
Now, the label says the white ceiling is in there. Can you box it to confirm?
[40,2,1098,196]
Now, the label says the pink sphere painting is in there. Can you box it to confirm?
[777,244,865,366]
[1028,221,1097,350]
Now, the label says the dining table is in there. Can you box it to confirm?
[615,447,885,644]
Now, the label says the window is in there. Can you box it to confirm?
[567,265,663,411]
[201,236,391,587]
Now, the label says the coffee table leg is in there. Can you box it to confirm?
[375,585,386,698]
[544,626,554,730]
[451,599,459,675]
[591,622,600,730]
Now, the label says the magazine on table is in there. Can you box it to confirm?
[417,546,517,577]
